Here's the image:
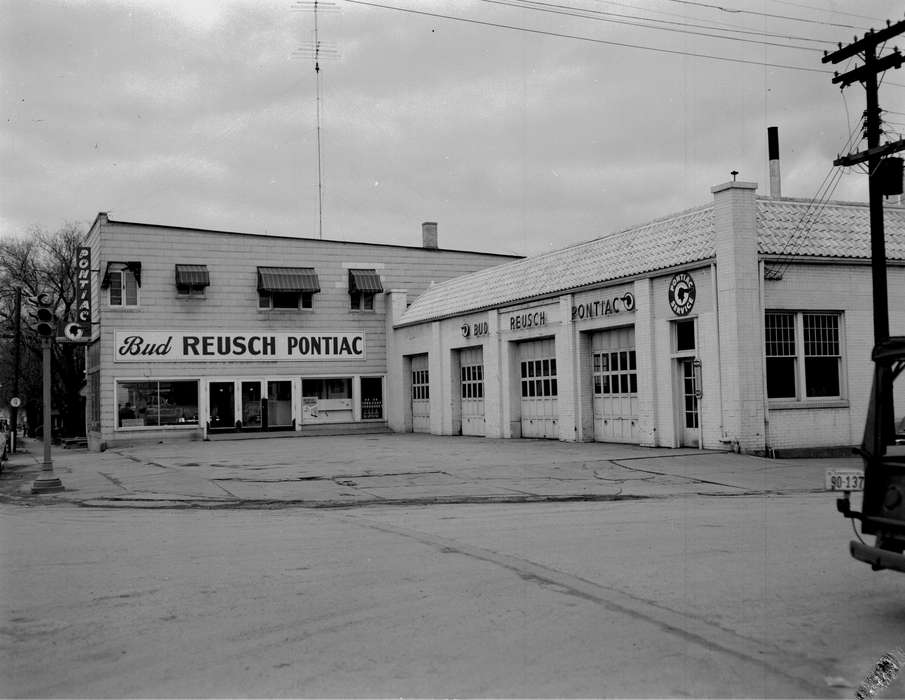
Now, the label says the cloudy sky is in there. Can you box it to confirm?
[2,0,903,256]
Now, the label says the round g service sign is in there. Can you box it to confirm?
[668,272,696,316]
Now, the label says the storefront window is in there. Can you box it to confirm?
[117,380,199,427]
[302,378,352,400]
[765,311,842,400]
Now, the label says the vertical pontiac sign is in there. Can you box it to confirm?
[76,247,92,336]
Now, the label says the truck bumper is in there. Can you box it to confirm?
[850,540,905,573]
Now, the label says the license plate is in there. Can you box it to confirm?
[825,469,864,491]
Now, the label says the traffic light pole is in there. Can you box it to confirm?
[31,337,63,493]
[10,286,21,453]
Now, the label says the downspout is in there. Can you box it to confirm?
[710,262,725,450]
[758,258,772,457]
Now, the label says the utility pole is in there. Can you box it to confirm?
[822,18,905,346]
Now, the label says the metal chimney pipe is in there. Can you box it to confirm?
[768,126,782,198]
[422,221,438,249]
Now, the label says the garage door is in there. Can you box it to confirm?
[591,327,639,443]
[519,339,558,439]
[460,347,485,436]
[411,354,431,433]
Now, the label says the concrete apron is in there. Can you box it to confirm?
[0,434,852,509]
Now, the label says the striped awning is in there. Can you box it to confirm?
[348,269,383,293]
[257,266,320,293]
[175,264,210,288]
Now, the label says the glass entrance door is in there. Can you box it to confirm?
[209,382,235,431]
[241,381,262,430]
[266,380,293,429]
[680,358,700,447]
[361,377,384,420]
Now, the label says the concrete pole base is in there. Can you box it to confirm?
[31,476,64,494]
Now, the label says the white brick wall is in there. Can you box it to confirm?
[763,261,905,450]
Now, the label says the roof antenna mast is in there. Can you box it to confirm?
[292,1,339,239]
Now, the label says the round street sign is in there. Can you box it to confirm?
[10,397,21,408]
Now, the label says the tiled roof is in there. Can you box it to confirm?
[397,204,715,326]
[396,198,905,327]
[757,197,905,260]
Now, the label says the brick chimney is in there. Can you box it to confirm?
[422,221,438,249]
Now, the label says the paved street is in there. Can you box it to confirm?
[1,435,902,697]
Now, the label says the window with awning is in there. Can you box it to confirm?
[101,261,142,289]
[257,267,320,310]
[257,267,320,293]
[348,269,383,294]
[348,269,382,311]
[175,264,210,291]
[101,261,141,307]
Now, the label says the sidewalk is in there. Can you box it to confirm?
[0,433,856,509]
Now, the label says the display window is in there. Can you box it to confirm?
[117,380,199,428]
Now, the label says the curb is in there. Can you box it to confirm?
[71,492,643,510]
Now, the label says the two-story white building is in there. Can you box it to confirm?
[82,216,518,450]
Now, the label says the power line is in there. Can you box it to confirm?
[343,0,833,74]
[760,0,887,24]
[512,0,838,45]
[588,0,834,39]
[654,0,870,30]
[480,0,828,52]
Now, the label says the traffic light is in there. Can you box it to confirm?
[32,293,56,338]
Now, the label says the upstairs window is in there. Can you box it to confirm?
[175,264,210,297]
[102,262,141,307]
[257,267,320,310]
[348,269,383,311]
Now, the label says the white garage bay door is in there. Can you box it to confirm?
[518,339,558,439]
[591,327,639,443]
[459,347,485,436]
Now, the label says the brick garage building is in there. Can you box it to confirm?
[387,180,905,454]
[82,215,517,450]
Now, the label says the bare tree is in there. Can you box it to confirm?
[0,224,86,437]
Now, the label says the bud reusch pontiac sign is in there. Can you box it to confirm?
[113,330,366,362]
